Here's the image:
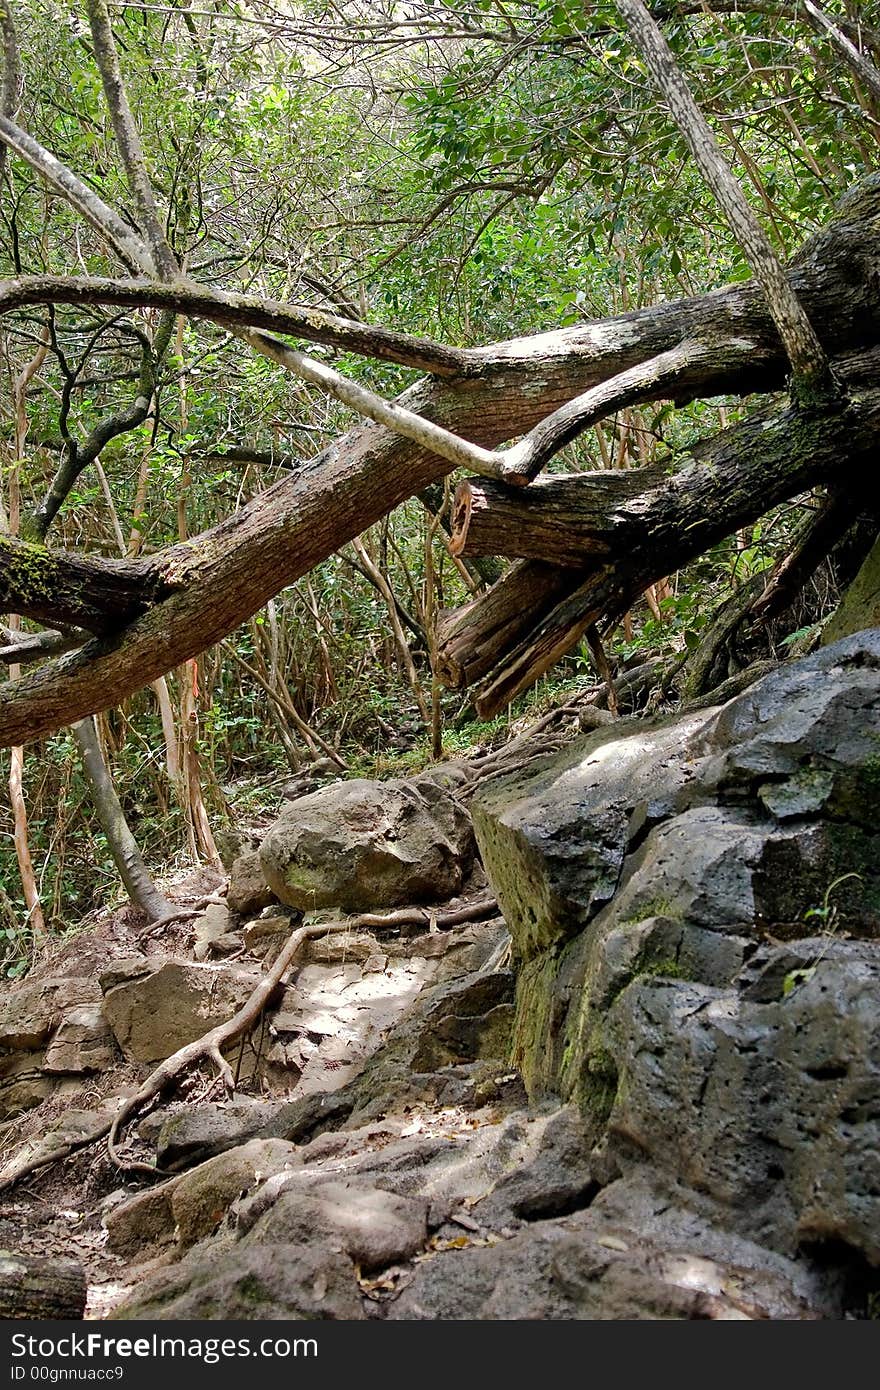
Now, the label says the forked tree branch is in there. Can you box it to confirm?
[0,113,155,275]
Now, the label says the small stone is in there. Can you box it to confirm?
[227,847,276,916]
[250,1180,430,1271]
[153,1098,283,1169]
[192,903,238,961]
[242,914,293,951]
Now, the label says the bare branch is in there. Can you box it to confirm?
[0,625,84,665]
[0,275,473,377]
[617,0,833,400]
[31,312,174,540]
[240,327,505,479]
[498,339,744,483]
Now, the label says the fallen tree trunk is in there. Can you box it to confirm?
[435,560,575,689]
[0,1251,86,1319]
[0,535,158,633]
[450,466,667,566]
[459,352,880,716]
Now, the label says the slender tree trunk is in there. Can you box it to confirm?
[616,0,832,399]
[151,676,180,782]
[352,535,430,724]
[71,716,174,922]
[4,335,47,941]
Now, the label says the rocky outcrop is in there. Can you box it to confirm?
[259,776,475,912]
[472,630,880,1277]
[386,1170,845,1320]
[0,974,105,1118]
[600,939,880,1262]
[6,632,880,1320]
[0,974,102,1051]
[113,1099,848,1321]
[43,1005,116,1074]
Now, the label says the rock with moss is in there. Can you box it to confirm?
[600,939,880,1263]
[472,630,880,1118]
[259,776,475,912]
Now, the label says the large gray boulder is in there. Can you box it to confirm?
[388,1171,845,1320]
[472,631,880,1098]
[471,630,880,1275]
[259,776,475,912]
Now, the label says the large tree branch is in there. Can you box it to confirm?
[0,278,473,378]
[0,533,161,633]
[496,339,745,484]
[450,465,670,565]
[1,160,877,389]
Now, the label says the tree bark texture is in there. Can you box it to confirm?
[450,466,668,566]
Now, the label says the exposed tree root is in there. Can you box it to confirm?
[320,893,497,935]
[0,893,500,1192]
[136,890,228,939]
